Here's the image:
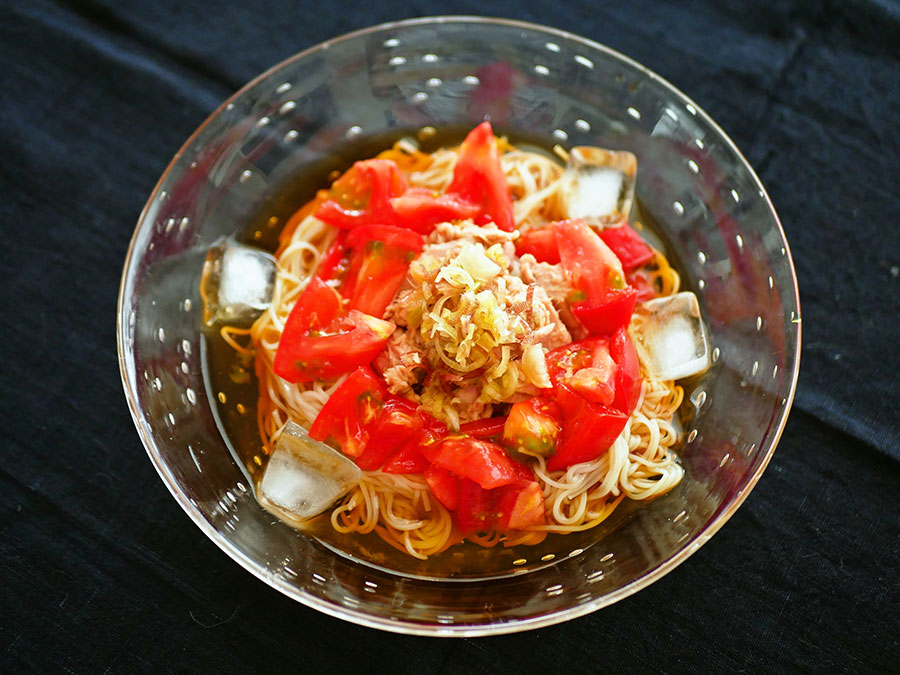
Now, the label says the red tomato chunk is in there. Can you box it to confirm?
[424,436,521,490]
[272,277,395,383]
[598,221,654,271]
[515,225,560,264]
[448,121,515,232]
[502,397,561,457]
[544,337,635,470]
[554,218,637,336]
[314,159,407,229]
[341,224,424,318]
[308,366,386,457]
[424,465,460,510]
[390,188,480,234]
[355,396,423,470]
[454,478,545,534]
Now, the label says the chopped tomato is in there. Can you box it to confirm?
[546,339,596,384]
[544,337,631,470]
[418,413,449,447]
[494,481,546,530]
[555,219,626,302]
[341,225,424,317]
[555,218,637,335]
[381,438,430,474]
[571,289,637,336]
[515,226,560,264]
[455,479,494,534]
[502,397,561,458]
[380,410,446,474]
[610,327,642,415]
[308,366,386,457]
[448,122,515,232]
[459,416,508,441]
[344,223,425,253]
[279,275,342,334]
[626,269,657,302]
[424,465,460,510]
[272,277,395,383]
[510,458,536,482]
[599,222,654,271]
[455,476,545,533]
[424,436,520,489]
[315,232,350,284]
[389,187,480,233]
[568,342,617,406]
[546,396,628,471]
[546,338,616,407]
[315,159,407,229]
[355,396,422,470]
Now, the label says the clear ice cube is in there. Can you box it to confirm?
[257,422,361,526]
[633,292,711,381]
[200,239,276,325]
[561,146,638,225]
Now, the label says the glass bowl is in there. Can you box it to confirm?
[117,17,800,635]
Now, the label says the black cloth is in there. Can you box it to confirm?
[1,0,898,672]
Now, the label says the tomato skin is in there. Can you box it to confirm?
[555,219,625,301]
[280,276,343,335]
[515,226,560,264]
[381,439,430,474]
[425,437,520,490]
[502,397,562,457]
[510,458,536,482]
[598,222,654,271]
[308,366,386,457]
[272,278,395,383]
[448,122,515,232]
[344,223,425,253]
[571,288,638,336]
[380,410,446,474]
[273,309,395,383]
[355,396,422,470]
[555,218,637,336]
[609,327,642,415]
[455,479,494,534]
[458,416,508,441]
[546,397,628,471]
[424,465,460,510]
[494,481,546,530]
[389,188,480,233]
[314,159,407,229]
[455,475,545,533]
[626,269,656,302]
[341,225,424,318]
[315,232,350,284]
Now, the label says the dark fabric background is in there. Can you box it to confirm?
[1,0,898,672]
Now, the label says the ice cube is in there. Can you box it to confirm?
[257,422,361,526]
[200,239,276,325]
[633,292,711,381]
[561,146,638,225]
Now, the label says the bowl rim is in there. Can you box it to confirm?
[117,14,802,636]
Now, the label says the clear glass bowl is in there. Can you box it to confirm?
[117,17,800,635]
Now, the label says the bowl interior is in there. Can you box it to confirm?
[118,17,800,635]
